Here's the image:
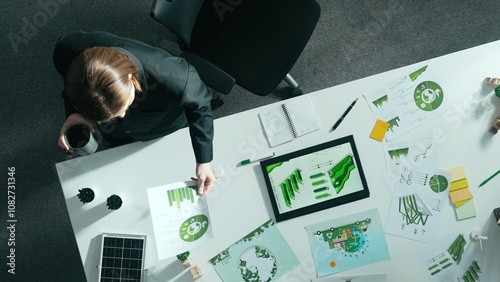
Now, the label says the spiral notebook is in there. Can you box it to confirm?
[259,95,320,147]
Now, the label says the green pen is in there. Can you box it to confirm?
[240,152,275,165]
[478,169,500,187]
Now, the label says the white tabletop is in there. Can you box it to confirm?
[56,40,500,282]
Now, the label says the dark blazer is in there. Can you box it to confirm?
[53,31,213,163]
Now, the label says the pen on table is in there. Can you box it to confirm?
[331,97,358,132]
[240,152,275,166]
[478,169,500,187]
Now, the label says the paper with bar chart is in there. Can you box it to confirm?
[364,64,452,141]
[146,181,213,259]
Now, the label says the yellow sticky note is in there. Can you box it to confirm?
[449,188,473,203]
[450,178,469,191]
[370,119,390,141]
[454,197,472,208]
[449,166,467,182]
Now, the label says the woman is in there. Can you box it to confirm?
[54,31,215,194]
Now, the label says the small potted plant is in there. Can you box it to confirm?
[77,188,95,204]
[106,194,123,210]
[177,251,191,268]
[176,251,202,278]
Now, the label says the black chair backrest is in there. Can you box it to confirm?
[190,0,321,95]
[152,0,321,96]
[150,0,204,46]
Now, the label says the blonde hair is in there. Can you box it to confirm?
[65,47,142,122]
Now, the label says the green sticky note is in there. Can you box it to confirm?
[454,198,471,208]
[455,199,477,221]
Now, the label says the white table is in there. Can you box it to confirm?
[56,40,500,281]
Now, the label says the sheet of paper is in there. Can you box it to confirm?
[364,65,452,141]
[305,208,390,277]
[259,95,319,147]
[258,107,295,147]
[209,219,299,282]
[284,95,320,137]
[383,136,440,191]
[385,165,452,243]
[146,181,213,260]
[416,227,489,281]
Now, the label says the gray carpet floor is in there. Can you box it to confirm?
[1,1,499,281]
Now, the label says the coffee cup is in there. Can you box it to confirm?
[64,124,98,156]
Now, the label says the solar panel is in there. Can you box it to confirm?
[98,233,147,282]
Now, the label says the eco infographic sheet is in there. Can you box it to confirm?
[417,227,490,282]
[210,219,299,282]
[146,181,213,260]
[364,65,452,141]
[383,136,440,191]
[305,208,390,277]
[385,166,452,243]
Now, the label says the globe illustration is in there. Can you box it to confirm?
[178,214,209,242]
[238,246,277,282]
[413,80,444,112]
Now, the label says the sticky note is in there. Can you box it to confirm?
[370,119,390,141]
[449,188,473,203]
[449,166,467,182]
[454,197,472,208]
[455,199,477,220]
[450,178,469,191]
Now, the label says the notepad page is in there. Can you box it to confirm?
[259,107,295,147]
[284,96,320,137]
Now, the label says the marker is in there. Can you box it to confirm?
[331,98,358,131]
[240,152,275,165]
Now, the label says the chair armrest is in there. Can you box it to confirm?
[181,51,235,95]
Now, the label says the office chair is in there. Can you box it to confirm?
[151,0,321,96]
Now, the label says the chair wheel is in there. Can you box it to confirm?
[290,86,303,97]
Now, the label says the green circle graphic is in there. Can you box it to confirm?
[238,246,277,282]
[414,81,444,111]
[429,175,448,193]
[179,214,209,242]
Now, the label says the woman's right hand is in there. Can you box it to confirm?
[58,113,95,152]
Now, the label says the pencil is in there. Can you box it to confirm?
[478,169,500,187]
[331,98,358,131]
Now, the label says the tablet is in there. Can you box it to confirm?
[260,135,370,222]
